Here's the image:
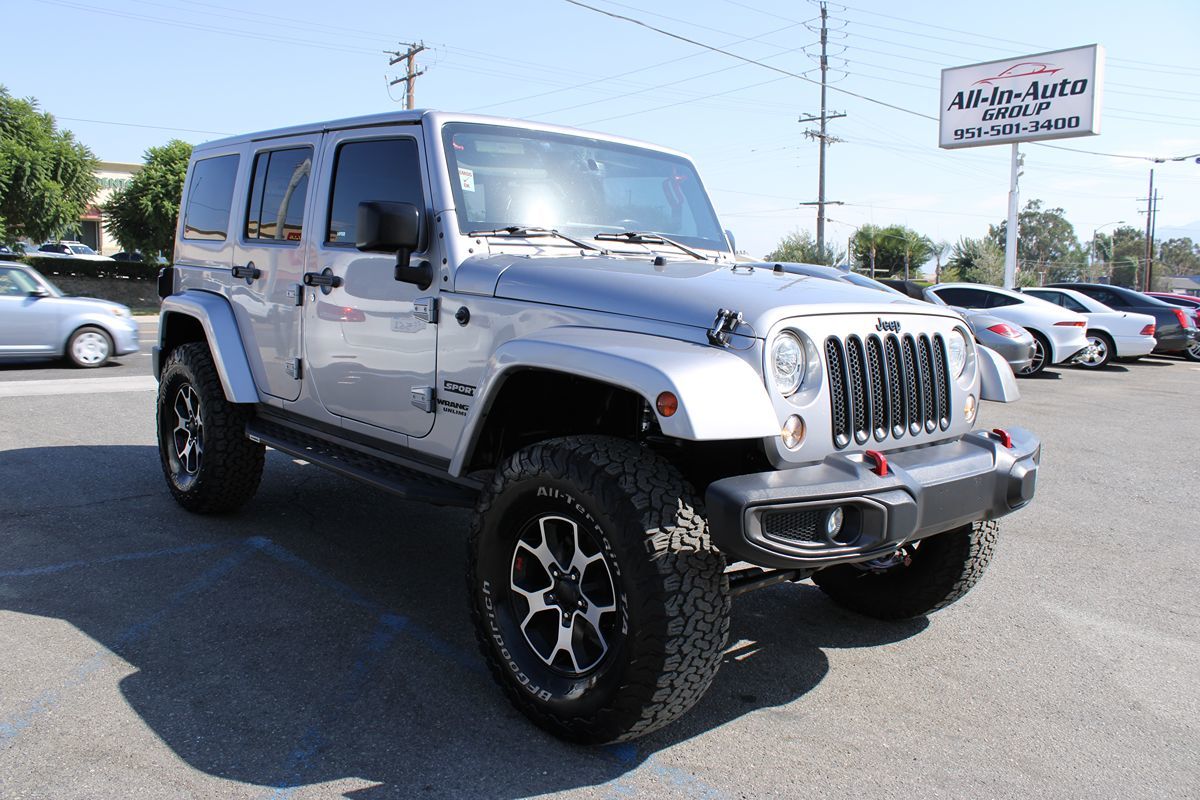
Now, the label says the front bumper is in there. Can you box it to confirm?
[706,428,1040,570]
[112,318,140,356]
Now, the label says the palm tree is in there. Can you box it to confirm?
[901,230,934,281]
[855,224,886,279]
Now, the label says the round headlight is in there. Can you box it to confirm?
[770,332,805,396]
[947,328,969,377]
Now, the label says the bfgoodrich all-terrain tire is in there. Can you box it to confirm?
[812,520,999,620]
[156,343,264,514]
[468,436,730,744]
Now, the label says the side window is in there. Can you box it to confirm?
[934,287,987,308]
[0,268,23,296]
[1061,295,1089,314]
[183,154,239,241]
[326,138,423,247]
[245,147,312,242]
[1092,289,1121,306]
[986,293,1020,308]
[1032,291,1064,307]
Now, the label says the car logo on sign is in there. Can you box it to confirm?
[876,319,901,333]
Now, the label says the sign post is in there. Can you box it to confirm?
[939,45,1104,288]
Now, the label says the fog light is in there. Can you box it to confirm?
[781,415,805,449]
[825,506,845,538]
[964,394,977,421]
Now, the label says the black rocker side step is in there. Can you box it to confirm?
[246,416,481,508]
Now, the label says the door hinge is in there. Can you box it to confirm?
[285,283,304,306]
[285,358,303,379]
[413,296,439,324]
[411,386,435,412]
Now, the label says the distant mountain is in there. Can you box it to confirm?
[1157,221,1200,241]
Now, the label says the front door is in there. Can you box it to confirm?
[304,126,438,437]
[0,267,60,354]
[231,134,320,401]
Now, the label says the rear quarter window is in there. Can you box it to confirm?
[183,154,240,241]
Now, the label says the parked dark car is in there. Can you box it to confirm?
[1147,293,1200,360]
[1047,283,1200,362]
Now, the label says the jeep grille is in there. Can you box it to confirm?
[825,333,951,449]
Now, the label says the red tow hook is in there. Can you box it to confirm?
[863,449,889,477]
[990,428,1014,449]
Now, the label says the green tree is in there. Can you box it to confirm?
[1111,255,1139,288]
[851,224,888,278]
[900,228,933,281]
[850,224,928,277]
[945,236,1005,285]
[764,229,844,266]
[102,139,192,259]
[988,199,1082,280]
[0,86,98,245]
[1156,237,1200,277]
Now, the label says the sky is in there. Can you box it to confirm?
[3,0,1199,262]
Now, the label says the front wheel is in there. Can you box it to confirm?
[812,521,999,620]
[67,326,113,368]
[468,436,729,744]
[156,343,264,513]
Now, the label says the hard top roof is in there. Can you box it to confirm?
[192,109,690,161]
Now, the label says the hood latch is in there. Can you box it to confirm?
[707,308,744,347]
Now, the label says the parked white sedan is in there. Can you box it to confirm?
[928,283,1090,376]
[1023,287,1156,368]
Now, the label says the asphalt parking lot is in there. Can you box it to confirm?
[1,337,1197,799]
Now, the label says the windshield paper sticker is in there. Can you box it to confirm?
[458,167,475,192]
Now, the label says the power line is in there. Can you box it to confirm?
[561,0,939,121]
[387,42,427,109]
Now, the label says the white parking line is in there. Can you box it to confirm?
[0,376,158,398]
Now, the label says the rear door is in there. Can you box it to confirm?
[231,135,320,401]
[303,126,438,437]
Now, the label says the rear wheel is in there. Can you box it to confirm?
[812,521,999,620]
[1184,340,1200,362]
[468,436,729,743]
[1016,332,1050,377]
[66,326,112,368]
[1074,330,1113,369]
[156,343,264,513]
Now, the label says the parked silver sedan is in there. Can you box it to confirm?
[0,263,139,367]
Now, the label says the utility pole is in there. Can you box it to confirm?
[388,41,427,109]
[1141,169,1159,292]
[799,1,844,255]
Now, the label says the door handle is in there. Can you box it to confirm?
[303,267,343,295]
[232,262,260,282]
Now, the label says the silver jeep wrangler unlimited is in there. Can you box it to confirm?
[154,110,1039,743]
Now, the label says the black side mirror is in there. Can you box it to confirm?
[356,201,432,289]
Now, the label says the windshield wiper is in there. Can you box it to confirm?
[467,226,606,253]
[593,231,706,261]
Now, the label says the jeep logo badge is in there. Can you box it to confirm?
[875,318,901,333]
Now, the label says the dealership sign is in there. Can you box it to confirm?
[939,45,1104,149]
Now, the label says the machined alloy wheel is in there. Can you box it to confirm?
[510,514,618,674]
[1074,332,1112,369]
[171,384,204,479]
[67,326,112,368]
[1185,339,1200,363]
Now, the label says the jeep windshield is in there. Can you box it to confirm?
[442,122,729,254]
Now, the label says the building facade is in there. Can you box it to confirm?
[70,161,141,255]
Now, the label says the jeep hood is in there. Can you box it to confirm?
[456,254,941,334]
